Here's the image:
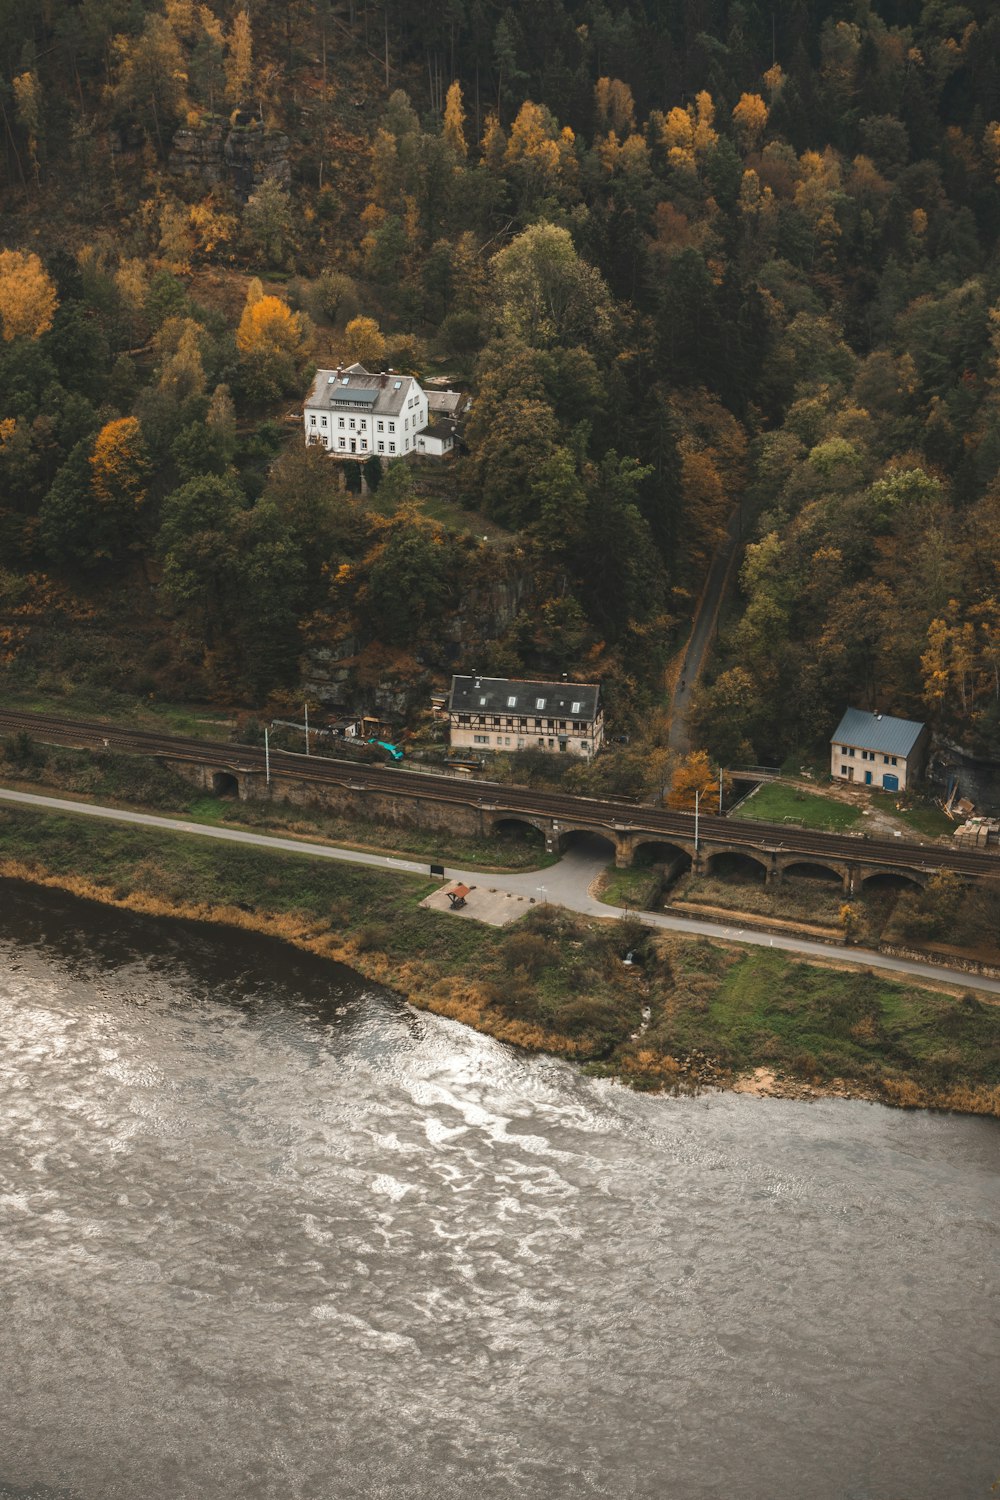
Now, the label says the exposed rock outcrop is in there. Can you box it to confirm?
[169,119,290,199]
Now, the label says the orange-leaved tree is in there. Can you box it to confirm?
[91,417,150,513]
[666,749,731,812]
[236,283,309,399]
[0,249,58,341]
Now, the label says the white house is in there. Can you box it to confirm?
[830,708,929,792]
[415,421,455,457]
[303,363,429,459]
[447,675,604,757]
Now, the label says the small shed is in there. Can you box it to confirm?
[830,708,929,792]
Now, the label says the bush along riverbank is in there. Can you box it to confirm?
[1,804,998,1117]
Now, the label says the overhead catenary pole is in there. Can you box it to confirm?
[719,764,724,814]
[694,787,700,856]
[304,702,310,755]
[264,726,271,785]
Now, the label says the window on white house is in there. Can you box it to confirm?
[388,421,395,432]
[389,442,395,452]
[349,419,356,429]
[378,442,384,452]
[309,414,316,424]
[338,437,345,448]
[377,421,384,432]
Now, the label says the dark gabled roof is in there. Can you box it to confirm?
[831,707,926,757]
[424,421,454,440]
[448,675,601,721]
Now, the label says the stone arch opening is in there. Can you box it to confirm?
[705,850,768,884]
[490,816,545,854]
[561,829,617,861]
[784,861,842,884]
[632,840,692,888]
[212,770,239,798]
[860,870,923,893]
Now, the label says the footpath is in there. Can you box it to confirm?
[1,785,998,998]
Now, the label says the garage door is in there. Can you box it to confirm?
[883,773,899,792]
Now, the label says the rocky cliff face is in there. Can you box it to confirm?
[169,120,291,199]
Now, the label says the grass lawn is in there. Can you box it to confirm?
[732,781,863,832]
[598,864,663,910]
[870,792,954,838]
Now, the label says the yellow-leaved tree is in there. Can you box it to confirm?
[236,284,309,399]
[344,316,387,368]
[443,80,467,158]
[666,749,731,812]
[0,249,58,341]
[91,417,150,514]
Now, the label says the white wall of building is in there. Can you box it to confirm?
[830,742,911,790]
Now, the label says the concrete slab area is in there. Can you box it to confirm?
[420,882,540,927]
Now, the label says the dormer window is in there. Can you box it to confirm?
[571,701,581,714]
[479,696,487,706]
[507,696,516,708]
[535,698,546,710]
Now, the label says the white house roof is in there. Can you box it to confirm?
[448,675,601,721]
[305,364,420,419]
[831,707,926,758]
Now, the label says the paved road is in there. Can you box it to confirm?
[1,786,997,997]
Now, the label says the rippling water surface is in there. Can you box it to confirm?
[0,881,998,1500]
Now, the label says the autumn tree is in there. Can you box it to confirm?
[91,416,150,522]
[594,77,635,138]
[236,285,309,400]
[344,316,387,368]
[667,750,730,812]
[732,93,768,152]
[225,9,253,105]
[443,80,467,158]
[0,251,57,341]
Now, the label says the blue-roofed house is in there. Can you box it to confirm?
[303,363,429,459]
[830,708,929,792]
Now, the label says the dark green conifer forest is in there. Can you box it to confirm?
[1,1,999,761]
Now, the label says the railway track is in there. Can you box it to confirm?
[1,707,996,881]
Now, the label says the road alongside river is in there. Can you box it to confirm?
[2,784,998,996]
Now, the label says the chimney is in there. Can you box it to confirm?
[379,370,388,387]
[336,365,343,379]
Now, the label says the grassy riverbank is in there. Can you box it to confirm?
[1,802,998,1117]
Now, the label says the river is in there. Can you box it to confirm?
[0,880,997,1500]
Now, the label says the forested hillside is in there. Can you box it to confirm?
[1,1,999,760]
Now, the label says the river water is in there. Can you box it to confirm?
[0,881,998,1500]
